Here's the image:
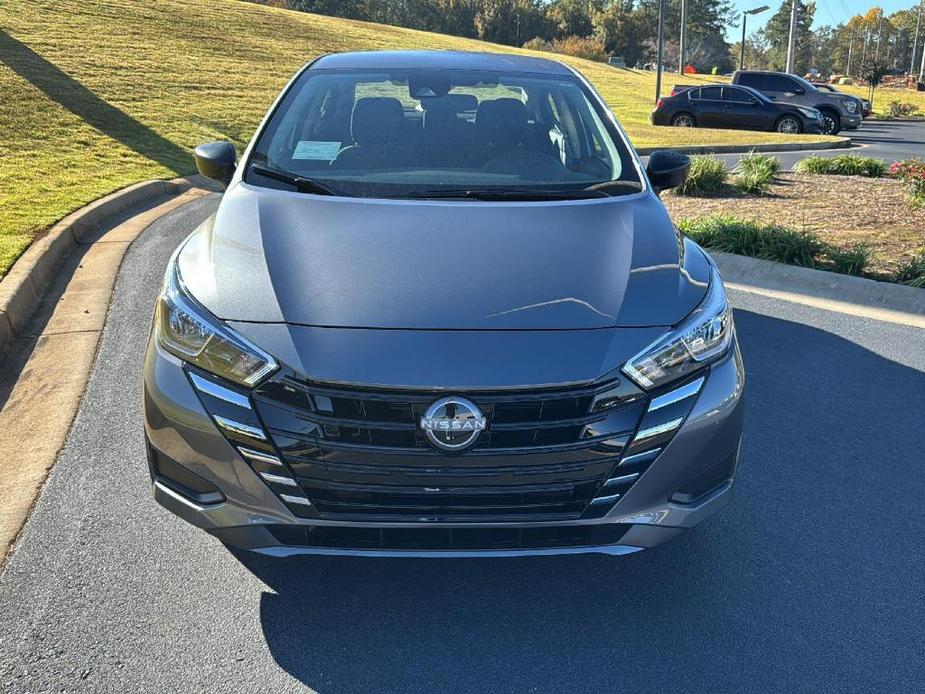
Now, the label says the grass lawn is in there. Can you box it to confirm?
[0,0,838,278]
[663,172,925,281]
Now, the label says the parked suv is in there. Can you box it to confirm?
[732,70,862,134]
[143,51,745,557]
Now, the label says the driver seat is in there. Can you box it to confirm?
[332,97,415,169]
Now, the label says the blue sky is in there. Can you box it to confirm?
[725,1,914,40]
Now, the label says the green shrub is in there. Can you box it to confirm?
[522,35,608,62]
[733,152,780,194]
[896,252,925,287]
[679,216,880,277]
[824,243,871,276]
[884,100,919,118]
[794,154,887,177]
[675,155,727,195]
[678,215,822,267]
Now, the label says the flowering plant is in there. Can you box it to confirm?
[889,158,925,207]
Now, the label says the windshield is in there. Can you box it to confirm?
[247,68,641,199]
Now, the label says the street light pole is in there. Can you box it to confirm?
[655,0,665,105]
[739,7,769,72]
[912,1,923,75]
[786,0,798,73]
[679,0,688,74]
[740,12,748,71]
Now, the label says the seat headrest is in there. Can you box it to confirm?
[475,98,529,148]
[422,93,478,113]
[423,95,475,132]
[351,97,406,146]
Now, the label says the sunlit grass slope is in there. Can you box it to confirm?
[0,0,836,276]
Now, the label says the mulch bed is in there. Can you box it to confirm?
[663,172,925,278]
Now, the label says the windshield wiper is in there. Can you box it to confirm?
[401,188,608,201]
[250,164,339,196]
[583,180,643,196]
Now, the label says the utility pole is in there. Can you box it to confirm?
[847,30,854,76]
[679,0,688,74]
[786,0,798,74]
[655,0,666,105]
[920,20,925,81]
[875,15,884,60]
[913,2,923,75]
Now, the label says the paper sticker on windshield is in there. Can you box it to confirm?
[292,141,341,161]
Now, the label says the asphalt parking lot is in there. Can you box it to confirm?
[718,119,925,170]
[1,195,923,693]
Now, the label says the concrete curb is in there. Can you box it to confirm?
[864,117,925,123]
[636,137,850,156]
[0,177,210,359]
[712,252,925,328]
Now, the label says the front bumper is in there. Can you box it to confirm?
[843,113,862,128]
[143,335,745,557]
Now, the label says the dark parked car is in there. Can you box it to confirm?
[145,51,745,557]
[652,84,823,134]
[731,70,861,134]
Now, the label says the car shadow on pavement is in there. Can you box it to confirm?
[0,30,188,172]
[230,309,925,693]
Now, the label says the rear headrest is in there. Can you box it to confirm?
[422,93,478,113]
[351,97,406,146]
[423,95,475,132]
[475,98,529,147]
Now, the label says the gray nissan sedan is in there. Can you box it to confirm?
[143,51,745,557]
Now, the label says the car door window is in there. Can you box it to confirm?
[697,86,723,101]
[722,87,754,104]
[765,75,799,92]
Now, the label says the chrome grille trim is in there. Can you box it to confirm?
[213,415,266,441]
[189,372,251,409]
[634,418,683,441]
[238,446,283,466]
[619,448,662,466]
[259,472,298,487]
[280,494,312,506]
[648,377,705,412]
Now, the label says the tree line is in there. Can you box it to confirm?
[253,1,925,79]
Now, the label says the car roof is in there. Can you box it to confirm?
[310,50,574,75]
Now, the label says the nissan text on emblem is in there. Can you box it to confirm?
[420,396,487,452]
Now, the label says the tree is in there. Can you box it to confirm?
[474,0,546,46]
[858,55,889,109]
[592,1,648,67]
[760,0,816,74]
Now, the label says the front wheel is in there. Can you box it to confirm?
[671,112,696,128]
[775,115,802,134]
[820,111,841,135]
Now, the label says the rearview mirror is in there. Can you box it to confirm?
[792,87,805,95]
[193,141,237,187]
[646,150,691,195]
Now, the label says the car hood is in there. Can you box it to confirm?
[178,182,710,330]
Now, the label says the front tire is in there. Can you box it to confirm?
[671,112,696,128]
[775,115,802,134]
[819,110,841,135]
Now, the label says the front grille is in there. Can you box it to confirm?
[265,522,632,552]
[251,371,649,522]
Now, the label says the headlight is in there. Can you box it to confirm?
[798,107,819,119]
[841,99,857,113]
[622,267,733,389]
[155,256,278,387]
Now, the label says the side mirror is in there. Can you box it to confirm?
[193,141,237,187]
[646,150,691,195]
